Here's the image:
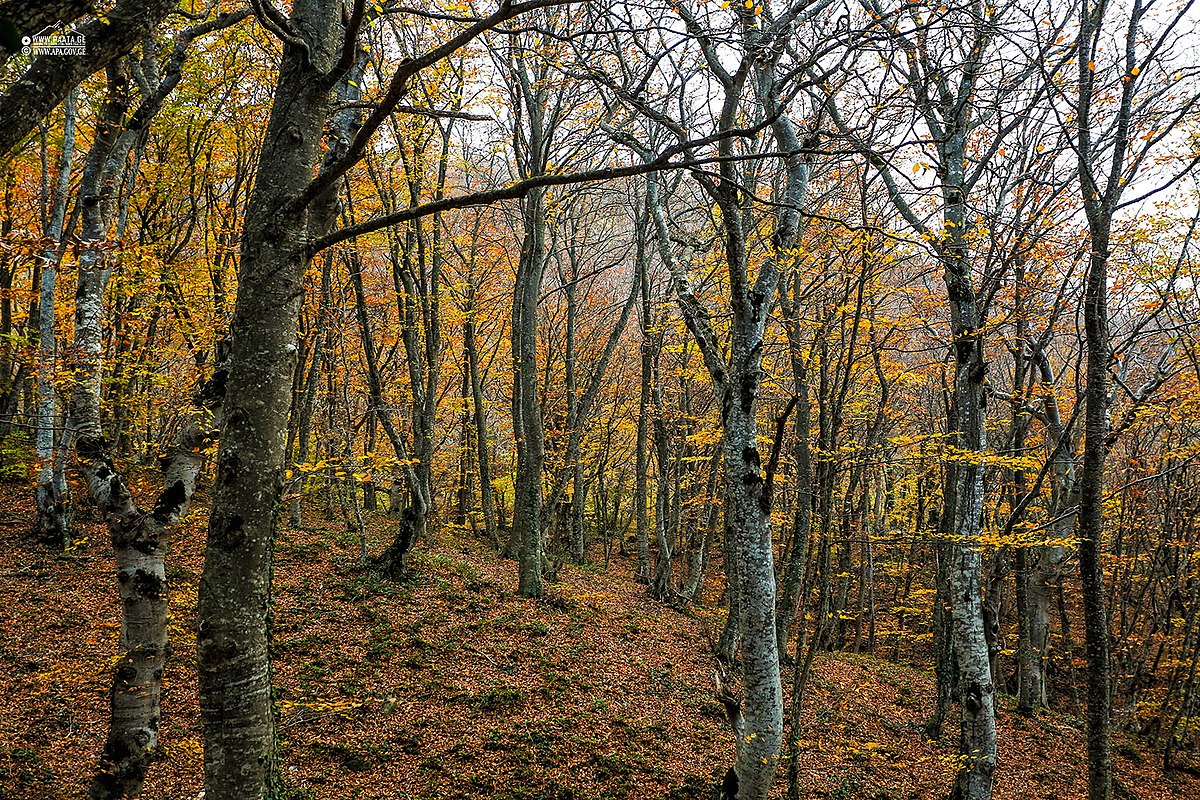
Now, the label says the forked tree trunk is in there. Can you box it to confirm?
[943,147,997,800]
[67,40,233,797]
[643,81,809,784]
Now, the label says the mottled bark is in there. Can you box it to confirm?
[197,3,346,796]
[66,37,232,794]
[85,357,224,800]
[825,13,1000,792]
[943,146,997,800]
[641,34,811,782]
[33,86,77,547]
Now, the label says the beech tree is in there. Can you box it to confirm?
[822,3,1081,794]
[31,86,77,546]
[0,0,179,155]
[586,1,844,794]
[1067,0,1200,796]
[26,10,249,796]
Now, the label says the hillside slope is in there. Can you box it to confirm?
[0,483,1194,800]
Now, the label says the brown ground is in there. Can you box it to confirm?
[0,477,1194,800]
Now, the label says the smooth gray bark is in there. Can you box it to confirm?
[66,23,243,789]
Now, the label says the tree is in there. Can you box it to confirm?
[823,3,1082,793]
[1067,0,1199,795]
[590,1,838,793]
[40,10,249,795]
[31,86,77,546]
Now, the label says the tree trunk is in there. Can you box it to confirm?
[33,86,77,547]
[718,354,784,800]
[197,8,343,796]
[648,359,673,600]
[464,281,500,550]
[288,252,333,529]
[634,334,654,584]
[775,349,811,658]
[1078,235,1113,800]
[944,158,997,800]
[69,51,231,797]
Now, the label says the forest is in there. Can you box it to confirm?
[0,1,1199,799]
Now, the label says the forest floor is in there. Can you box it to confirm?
[0,475,1197,800]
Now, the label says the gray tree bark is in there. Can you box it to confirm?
[501,42,558,598]
[65,16,245,792]
[463,273,500,549]
[640,43,811,784]
[33,86,77,547]
[197,4,345,795]
[196,3,544,789]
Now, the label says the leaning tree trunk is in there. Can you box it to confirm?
[70,49,233,797]
[348,247,428,577]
